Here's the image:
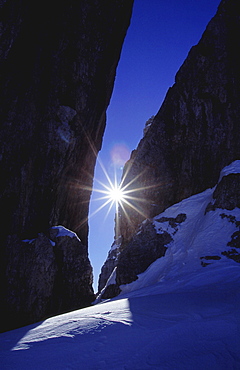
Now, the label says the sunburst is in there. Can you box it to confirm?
[108,183,127,207]
[69,126,159,235]
[89,155,154,228]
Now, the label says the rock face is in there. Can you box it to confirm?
[209,174,240,211]
[100,219,173,298]
[205,170,240,264]
[0,0,133,331]
[116,220,171,285]
[98,161,240,300]
[6,227,94,331]
[99,0,240,296]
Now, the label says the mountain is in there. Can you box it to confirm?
[98,0,240,296]
[1,161,240,368]
[0,0,133,331]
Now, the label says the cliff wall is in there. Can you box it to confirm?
[0,0,133,331]
[99,0,240,295]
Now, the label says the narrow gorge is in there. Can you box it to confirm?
[1,0,239,333]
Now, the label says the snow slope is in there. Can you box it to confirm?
[120,186,239,296]
[1,161,240,369]
[0,266,239,369]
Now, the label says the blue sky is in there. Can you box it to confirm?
[89,0,220,292]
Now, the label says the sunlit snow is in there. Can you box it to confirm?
[51,225,81,241]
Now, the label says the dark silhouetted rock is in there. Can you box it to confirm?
[5,227,95,331]
[99,220,172,299]
[212,174,240,210]
[205,173,240,212]
[0,0,133,331]
[98,242,120,293]
[101,284,121,300]
[116,220,171,286]
[205,173,240,263]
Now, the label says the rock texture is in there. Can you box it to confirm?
[119,0,240,243]
[205,172,240,264]
[209,174,240,211]
[116,219,171,285]
[6,227,94,331]
[0,0,133,331]
[99,0,240,296]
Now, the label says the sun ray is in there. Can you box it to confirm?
[119,166,148,191]
[90,197,113,217]
[103,199,116,223]
[120,197,148,219]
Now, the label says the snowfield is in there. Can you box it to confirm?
[1,161,240,369]
[0,267,240,369]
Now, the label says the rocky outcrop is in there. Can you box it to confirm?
[208,174,240,211]
[5,227,94,331]
[116,220,172,285]
[205,171,240,264]
[98,162,240,299]
[99,214,186,298]
[98,242,121,293]
[99,0,240,295]
[0,1,133,331]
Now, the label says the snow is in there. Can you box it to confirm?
[120,187,240,295]
[22,226,81,247]
[95,267,117,304]
[23,237,55,246]
[51,226,81,242]
[219,159,240,181]
[1,265,240,369]
[1,161,240,369]
[22,239,35,244]
[110,242,119,252]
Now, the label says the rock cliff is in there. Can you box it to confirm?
[98,160,240,300]
[0,0,133,331]
[98,0,240,295]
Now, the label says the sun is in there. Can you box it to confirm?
[108,185,126,204]
[87,158,151,223]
